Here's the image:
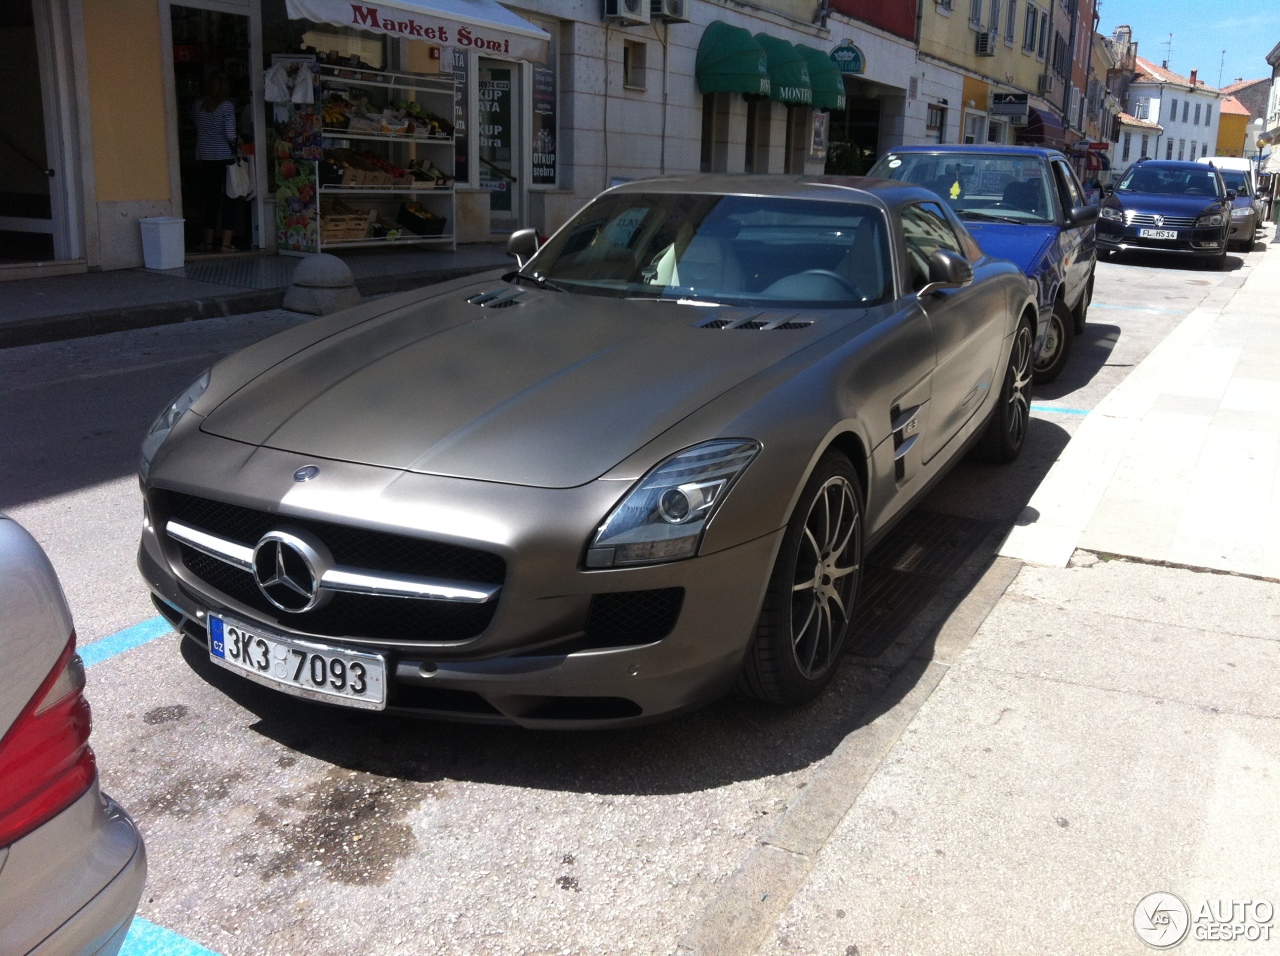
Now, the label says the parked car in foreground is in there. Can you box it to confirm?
[137,175,1037,728]
[867,145,1098,385]
[1197,156,1263,250]
[1098,160,1232,269]
[0,516,146,956]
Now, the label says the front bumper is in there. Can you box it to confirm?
[139,438,784,729]
[0,784,146,956]
[1228,212,1257,245]
[1097,221,1226,257]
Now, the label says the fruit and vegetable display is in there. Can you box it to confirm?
[321,91,452,139]
[274,137,319,253]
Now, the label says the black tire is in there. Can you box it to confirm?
[739,453,863,706]
[1072,271,1093,335]
[1032,298,1073,385]
[975,319,1034,464]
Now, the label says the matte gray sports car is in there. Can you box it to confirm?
[138,175,1037,728]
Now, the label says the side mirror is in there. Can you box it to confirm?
[1103,183,1115,195]
[917,249,974,297]
[506,227,541,269]
[1067,204,1100,226]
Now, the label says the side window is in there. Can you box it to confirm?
[1053,161,1085,214]
[902,202,964,291]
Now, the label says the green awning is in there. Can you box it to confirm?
[696,21,770,98]
[795,44,845,110]
[754,34,812,105]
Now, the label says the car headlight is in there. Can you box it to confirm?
[1230,207,1252,219]
[1196,213,1224,227]
[585,440,761,568]
[139,369,210,479]
[1099,206,1124,222]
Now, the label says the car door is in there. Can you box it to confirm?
[901,201,1004,463]
[1052,159,1093,309]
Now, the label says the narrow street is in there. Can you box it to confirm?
[1,240,1269,956]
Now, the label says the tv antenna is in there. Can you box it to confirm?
[1217,49,1226,87]
[1160,33,1172,69]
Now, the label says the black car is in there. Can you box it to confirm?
[1098,160,1231,269]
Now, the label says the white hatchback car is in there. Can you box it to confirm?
[0,515,146,956]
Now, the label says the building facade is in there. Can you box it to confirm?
[1128,56,1222,164]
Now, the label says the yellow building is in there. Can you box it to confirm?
[1215,95,1250,157]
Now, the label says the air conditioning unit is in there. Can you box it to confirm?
[1037,73,1055,94]
[975,31,997,56]
[651,0,689,22]
[604,0,649,24]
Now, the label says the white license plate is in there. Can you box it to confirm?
[1138,228,1179,239]
[208,615,387,710]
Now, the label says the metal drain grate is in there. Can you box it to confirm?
[846,509,996,660]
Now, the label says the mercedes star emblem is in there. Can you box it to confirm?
[294,465,320,482]
[251,528,333,612]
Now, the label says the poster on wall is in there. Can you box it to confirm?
[809,112,830,162]
[532,63,557,186]
[452,48,469,182]
[478,69,513,213]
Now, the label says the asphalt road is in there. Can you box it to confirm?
[0,243,1262,956]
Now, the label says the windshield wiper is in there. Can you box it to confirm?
[503,270,568,292]
[959,210,1024,224]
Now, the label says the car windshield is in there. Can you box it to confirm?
[869,152,1057,224]
[520,193,892,307]
[1216,169,1250,195]
[1118,165,1224,197]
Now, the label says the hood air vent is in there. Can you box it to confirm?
[697,313,813,331]
[467,288,527,309]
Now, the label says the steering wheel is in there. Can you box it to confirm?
[798,270,859,295]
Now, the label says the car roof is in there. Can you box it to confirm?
[882,144,1067,161]
[1130,159,1216,171]
[606,174,941,213]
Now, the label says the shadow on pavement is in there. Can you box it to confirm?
[179,415,1073,796]
[1035,321,1120,401]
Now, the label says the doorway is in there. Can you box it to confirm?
[170,4,253,255]
[477,58,522,233]
[1,2,55,263]
[825,92,882,176]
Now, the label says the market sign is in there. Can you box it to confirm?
[991,92,1029,120]
[829,40,865,75]
[284,0,549,60]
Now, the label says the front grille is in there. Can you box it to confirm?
[585,588,684,645]
[155,490,505,643]
[1127,213,1196,227]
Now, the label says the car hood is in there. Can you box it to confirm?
[199,289,835,488]
[963,222,1057,276]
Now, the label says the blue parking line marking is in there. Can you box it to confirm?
[79,616,173,668]
[119,917,222,956]
[1031,404,1090,416]
[1090,303,1183,314]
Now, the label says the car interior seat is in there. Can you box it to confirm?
[673,234,744,293]
[1002,181,1043,214]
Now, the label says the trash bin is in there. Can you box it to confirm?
[139,216,185,270]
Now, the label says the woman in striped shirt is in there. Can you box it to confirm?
[192,71,238,252]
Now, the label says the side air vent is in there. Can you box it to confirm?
[466,288,527,308]
[775,321,814,330]
[701,318,733,329]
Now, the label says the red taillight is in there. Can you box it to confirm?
[0,633,96,848]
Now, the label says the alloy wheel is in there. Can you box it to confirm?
[1006,324,1033,447]
[790,476,861,679]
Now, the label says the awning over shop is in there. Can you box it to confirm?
[1017,107,1066,150]
[696,21,770,97]
[794,44,845,110]
[754,34,812,105]
[284,0,549,60]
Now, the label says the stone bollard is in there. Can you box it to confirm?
[282,253,362,315]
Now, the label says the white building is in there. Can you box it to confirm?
[1126,56,1222,163]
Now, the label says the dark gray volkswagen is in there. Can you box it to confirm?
[138,176,1037,728]
[869,145,1098,384]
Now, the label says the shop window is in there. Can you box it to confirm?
[963,113,986,144]
[987,118,1007,143]
[623,40,647,91]
[744,98,772,173]
[700,92,731,173]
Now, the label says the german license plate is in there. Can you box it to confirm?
[208,615,387,710]
[1138,228,1178,239]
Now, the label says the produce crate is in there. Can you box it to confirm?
[321,203,377,241]
[397,204,447,237]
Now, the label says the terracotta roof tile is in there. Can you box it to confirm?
[1134,55,1217,91]
[1220,77,1268,96]
[1117,111,1164,132]
[1220,95,1251,116]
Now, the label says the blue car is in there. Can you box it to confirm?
[868,145,1098,384]
[1098,160,1232,268]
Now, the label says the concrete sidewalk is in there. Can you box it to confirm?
[680,231,1280,954]
[0,244,510,348]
